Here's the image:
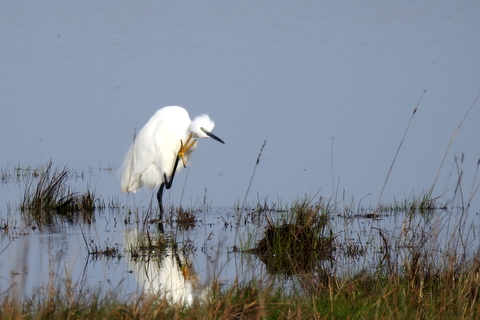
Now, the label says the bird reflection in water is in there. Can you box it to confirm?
[124,230,206,305]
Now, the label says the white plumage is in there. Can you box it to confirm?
[120,106,224,217]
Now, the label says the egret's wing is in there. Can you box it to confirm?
[121,107,190,192]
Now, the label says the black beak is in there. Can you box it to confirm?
[203,129,225,144]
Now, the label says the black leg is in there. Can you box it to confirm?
[165,155,181,189]
[157,182,166,220]
[157,154,182,219]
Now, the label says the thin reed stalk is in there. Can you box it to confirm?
[375,90,425,214]
[242,140,267,212]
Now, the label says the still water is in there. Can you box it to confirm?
[1,165,478,303]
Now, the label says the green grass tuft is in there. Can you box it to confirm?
[247,199,334,275]
[19,161,101,224]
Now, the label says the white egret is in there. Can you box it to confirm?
[120,106,224,218]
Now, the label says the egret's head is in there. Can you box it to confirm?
[190,114,224,144]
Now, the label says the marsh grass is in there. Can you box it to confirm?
[3,251,480,320]
[173,206,199,230]
[127,230,169,260]
[377,190,444,215]
[20,162,73,211]
[82,231,123,259]
[19,161,101,224]
[247,199,335,275]
[1,164,41,184]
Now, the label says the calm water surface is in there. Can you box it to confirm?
[1,167,478,303]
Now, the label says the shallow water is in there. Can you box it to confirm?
[1,166,478,303]
[0,167,265,302]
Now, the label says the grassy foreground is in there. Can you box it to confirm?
[1,262,480,320]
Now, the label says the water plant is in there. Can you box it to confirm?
[19,161,101,224]
[126,229,169,259]
[82,231,123,260]
[174,206,199,230]
[247,199,334,275]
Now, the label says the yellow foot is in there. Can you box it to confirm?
[178,132,196,167]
